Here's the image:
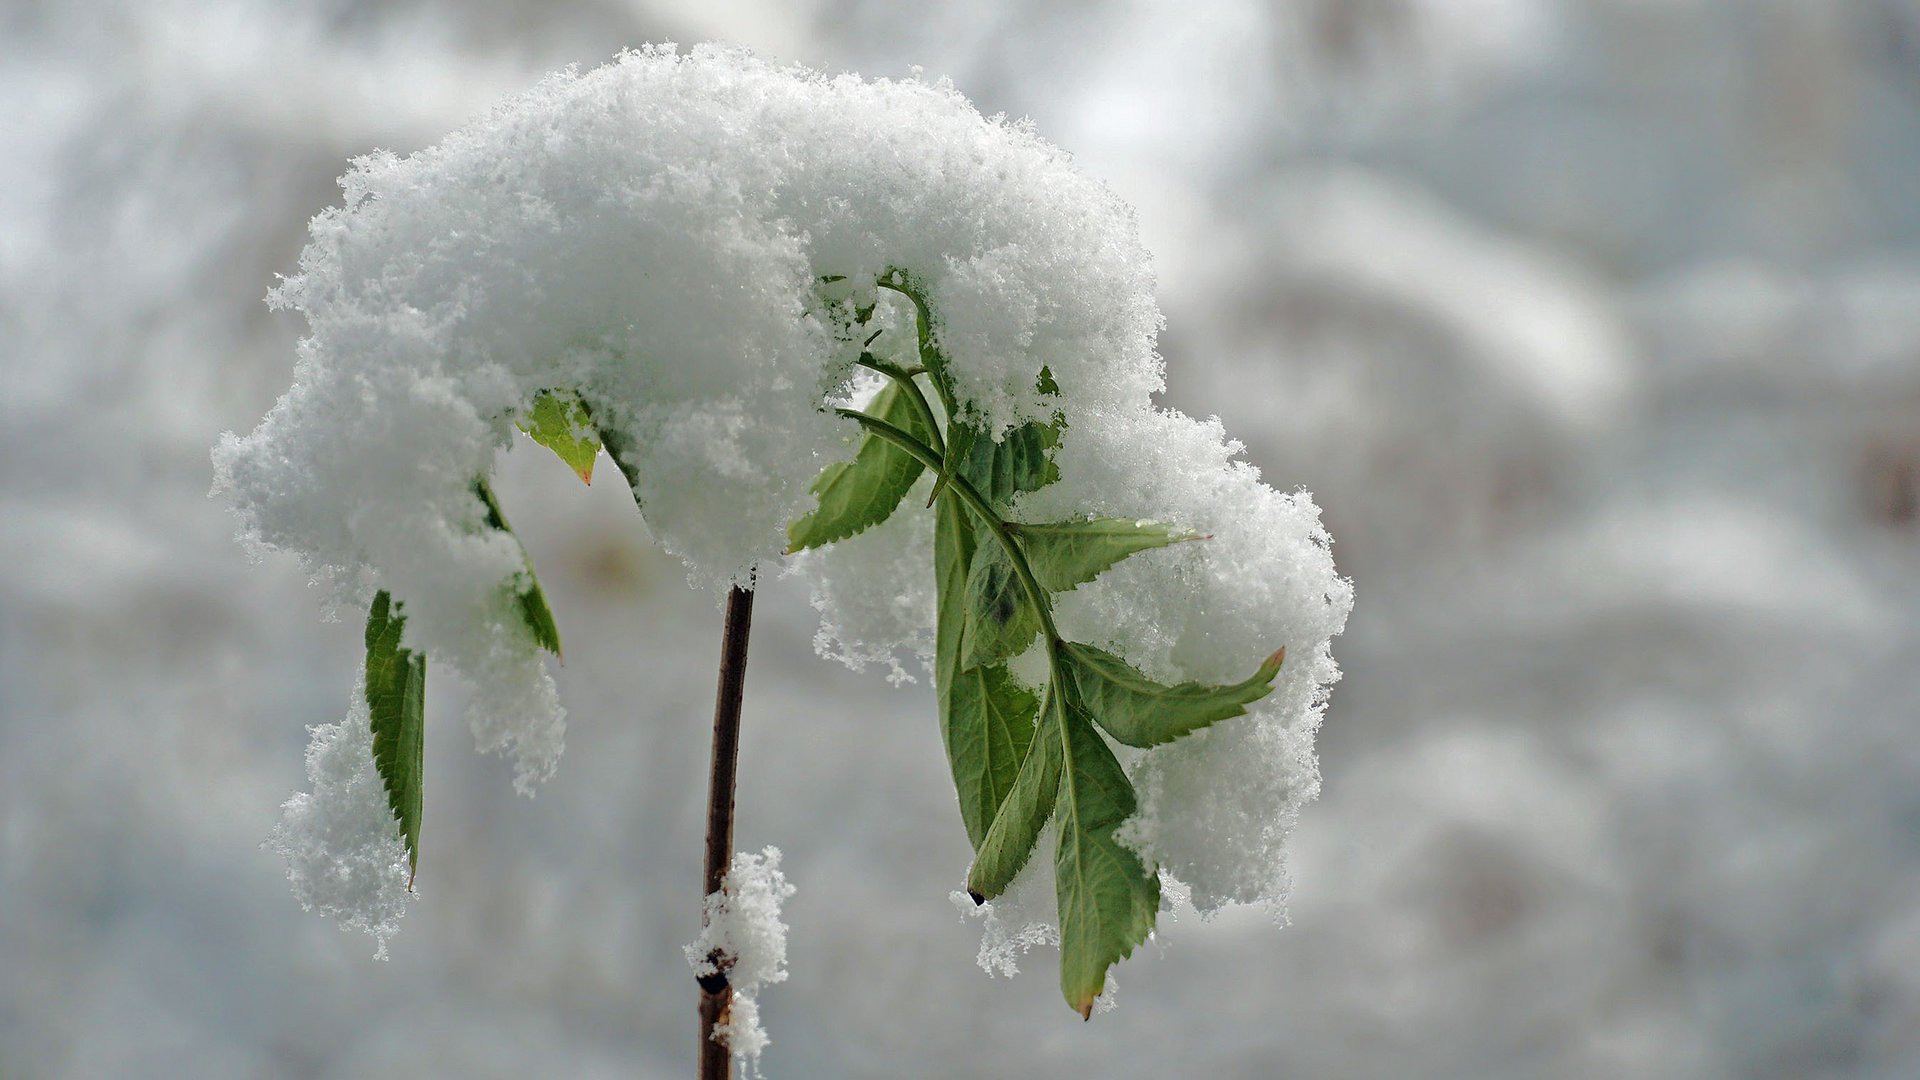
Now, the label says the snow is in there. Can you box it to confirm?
[265,678,414,958]
[686,847,796,1073]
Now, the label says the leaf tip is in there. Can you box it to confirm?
[1076,998,1094,1021]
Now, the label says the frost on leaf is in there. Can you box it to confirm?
[685,847,796,1075]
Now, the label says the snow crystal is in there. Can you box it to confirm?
[218,43,1348,974]
[686,847,796,1073]
[265,678,415,958]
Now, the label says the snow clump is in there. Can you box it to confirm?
[264,677,415,957]
[686,847,796,1074]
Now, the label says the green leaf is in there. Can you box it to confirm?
[1011,518,1201,593]
[948,662,1041,849]
[936,491,1045,850]
[950,417,1061,509]
[364,590,426,879]
[1035,365,1061,397]
[517,389,601,484]
[1054,696,1158,1018]
[959,538,1044,670]
[474,478,563,658]
[934,490,974,703]
[787,381,934,552]
[965,683,1060,900]
[1061,642,1284,749]
[935,492,975,835]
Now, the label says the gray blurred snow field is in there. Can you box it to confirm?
[7,1,1920,1077]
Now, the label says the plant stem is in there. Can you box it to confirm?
[699,580,756,1080]
[875,272,959,417]
[855,353,945,457]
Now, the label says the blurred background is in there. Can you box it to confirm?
[5,1,1920,1076]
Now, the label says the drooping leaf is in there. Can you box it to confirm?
[937,491,1029,850]
[934,490,974,705]
[965,684,1061,900]
[787,380,934,552]
[960,538,1044,670]
[948,662,1041,849]
[1053,697,1158,1018]
[474,477,562,658]
[1062,641,1284,749]
[364,590,426,879]
[1011,518,1201,593]
[950,417,1061,508]
[517,389,601,484]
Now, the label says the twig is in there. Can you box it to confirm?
[699,580,755,1080]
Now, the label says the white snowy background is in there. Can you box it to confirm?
[6,1,1920,1076]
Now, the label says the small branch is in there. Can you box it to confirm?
[875,271,959,418]
[855,352,945,456]
[699,580,756,1080]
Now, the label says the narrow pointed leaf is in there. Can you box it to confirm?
[1054,697,1158,1018]
[364,590,426,876]
[1062,642,1284,749]
[517,389,601,484]
[1012,518,1201,593]
[935,491,1038,851]
[948,663,1041,849]
[934,490,974,712]
[787,381,933,552]
[474,478,562,658]
[965,684,1061,899]
[960,538,1043,670]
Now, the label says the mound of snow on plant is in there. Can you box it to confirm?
[214,44,1348,963]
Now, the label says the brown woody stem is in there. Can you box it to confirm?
[699,580,755,1080]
